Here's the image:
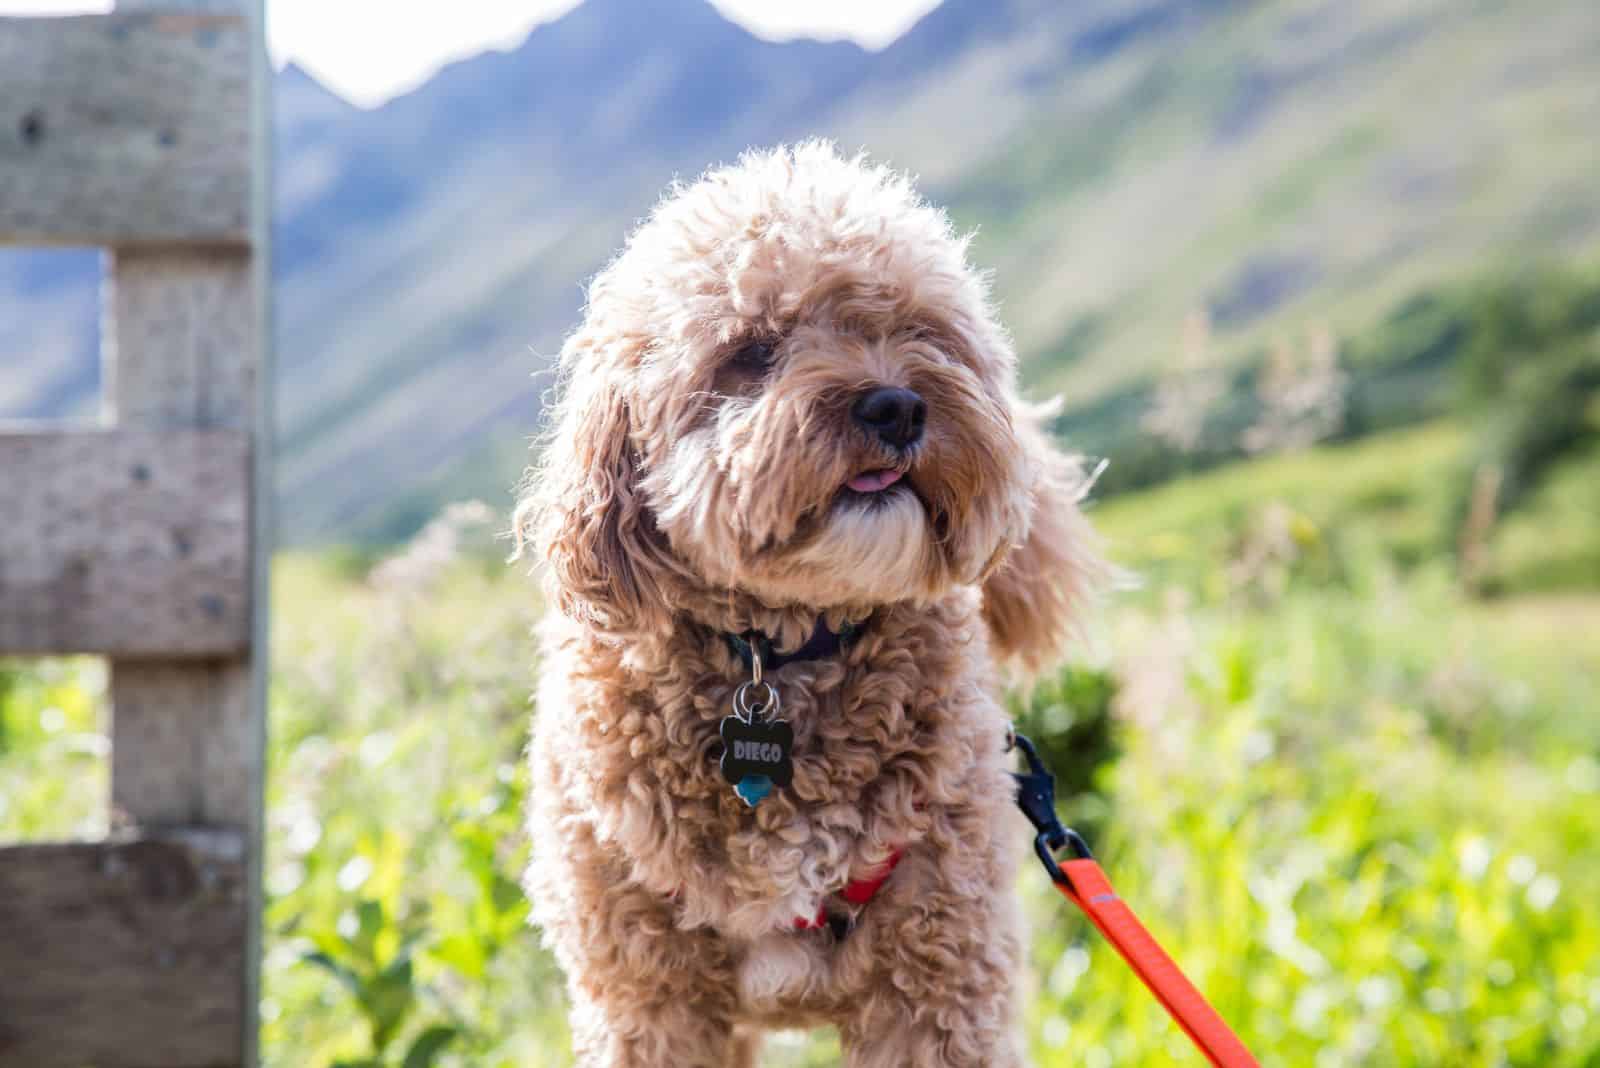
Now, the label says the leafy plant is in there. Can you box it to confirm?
[302,899,452,1066]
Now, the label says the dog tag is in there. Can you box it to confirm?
[720,715,793,807]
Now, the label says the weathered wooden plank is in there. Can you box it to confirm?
[111,659,254,826]
[0,828,245,1068]
[0,13,249,246]
[0,428,250,656]
[106,248,257,429]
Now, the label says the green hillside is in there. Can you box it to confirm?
[273,0,1600,542]
[6,0,1595,543]
[947,0,1600,394]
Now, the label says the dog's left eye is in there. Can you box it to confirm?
[730,338,777,372]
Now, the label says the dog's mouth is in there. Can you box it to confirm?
[844,468,903,494]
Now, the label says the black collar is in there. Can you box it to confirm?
[723,617,864,673]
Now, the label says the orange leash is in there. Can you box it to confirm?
[1012,734,1260,1068]
[1052,858,1259,1067]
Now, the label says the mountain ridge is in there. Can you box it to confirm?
[2,0,1595,542]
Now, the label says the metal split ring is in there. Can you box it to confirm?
[733,679,780,723]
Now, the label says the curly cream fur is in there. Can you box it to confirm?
[519,142,1101,1066]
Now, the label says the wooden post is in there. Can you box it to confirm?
[0,1,270,1064]
[103,4,272,1065]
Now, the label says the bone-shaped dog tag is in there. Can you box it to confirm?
[719,714,793,808]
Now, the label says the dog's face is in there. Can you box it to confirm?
[527,144,1034,630]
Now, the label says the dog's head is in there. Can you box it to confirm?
[520,143,1038,635]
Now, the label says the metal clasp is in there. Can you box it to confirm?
[1009,730,1094,887]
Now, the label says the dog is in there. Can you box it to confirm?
[517,142,1101,1067]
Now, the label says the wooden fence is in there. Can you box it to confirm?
[0,2,270,1065]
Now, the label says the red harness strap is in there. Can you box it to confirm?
[795,844,1257,1068]
[794,848,903,929]
[1054,857,1258,1067]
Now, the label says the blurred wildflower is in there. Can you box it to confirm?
[369,500,498,597]
[1047,944,1092,998]
[1356,975,1399,1011]
[1242,323,1347,455]
[1226,501,1314,601]
[1291,984,1332,1032]
[1527,873,1561,911]
[1457,462,1503,593]
[1250,843,1331,978]
[1458,835,1493,880]
[1143,308,1227,453]
[283,798,323,855]
[1395,941,1429,972]
[1567,755,1600,793]
[358,730,397,768]
[1113,588,1200,751]
[337,854,374,892]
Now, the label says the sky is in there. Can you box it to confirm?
[0,0,943,107]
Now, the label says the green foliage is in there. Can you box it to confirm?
[1490,441,1600,594]
[1458,346,1600,536]
[303,899,430,1058]
[1405,262,1600,593]
[1008,665,1117,842]
[0,657,106,840]
[1063,258,1600,509]
[1024,578,1600,1066]
[5,420,1600,1063]
[1449,263,1600,406]
[258,553,568,1067]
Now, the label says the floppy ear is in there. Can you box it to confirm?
[515,333,673,637]
[980,396,1106,676]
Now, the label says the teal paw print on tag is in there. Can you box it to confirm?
[734,775,772,807]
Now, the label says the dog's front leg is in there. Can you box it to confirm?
[834,838,1027,1068]
[549,885,749,1068]
[528,824,748,1067]
[567,983,756,1068]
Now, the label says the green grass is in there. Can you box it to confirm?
[4,423,1600,1065]
[1091,420,1467,590]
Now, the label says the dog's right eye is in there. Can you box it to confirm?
[730,338,777,372]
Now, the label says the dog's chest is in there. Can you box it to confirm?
[560,601,996,926]
[693,662,922,808]
[679,649,961,856]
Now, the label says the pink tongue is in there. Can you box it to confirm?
[847,469,903,493]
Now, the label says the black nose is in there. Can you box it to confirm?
[852,386,927,448]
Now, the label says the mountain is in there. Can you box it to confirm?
[2,0,1596,542]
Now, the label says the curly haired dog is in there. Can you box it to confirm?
[517,142,1101,1067]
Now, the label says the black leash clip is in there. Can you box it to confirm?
[1009,730,1093,888]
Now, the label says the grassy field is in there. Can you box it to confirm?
[3,420,1599,1065]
